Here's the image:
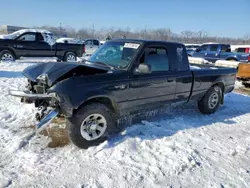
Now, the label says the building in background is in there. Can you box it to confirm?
[0,25,67,38]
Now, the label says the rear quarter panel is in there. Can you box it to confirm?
[190,66,236,101]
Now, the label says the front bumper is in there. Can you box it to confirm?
[9,90,54,100]
[9,90,60,133]
[36,109,59,133]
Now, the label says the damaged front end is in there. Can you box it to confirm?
[9,78,61,133]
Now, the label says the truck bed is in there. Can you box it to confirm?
[189,63,236,101]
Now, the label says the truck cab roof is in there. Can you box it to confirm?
[110,39,185,46]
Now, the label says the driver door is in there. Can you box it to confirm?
[121,46,177,112]
[33,33,55,57]
[14,32,37,57]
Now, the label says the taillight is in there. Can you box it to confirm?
[248,55,250,62]
[246,48,250,53]
[82,45,85,54]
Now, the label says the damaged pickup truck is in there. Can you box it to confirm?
[9,39,237,149]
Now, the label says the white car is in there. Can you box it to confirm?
[84,39,101,56]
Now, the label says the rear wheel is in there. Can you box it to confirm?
[198,86,222,114]
[64,52,77,62]
[0,50,15,62]
[68,103,117,149]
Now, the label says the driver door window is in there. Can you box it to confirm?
[140,47,169,72]
[17,33,36,41]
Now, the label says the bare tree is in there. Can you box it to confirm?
[30,24,250,45]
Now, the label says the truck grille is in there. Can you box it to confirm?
[28,80,47,94]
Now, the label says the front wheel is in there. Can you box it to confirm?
[64,52,77,62]
[198,86,222,114]
[0,50,15,62]
[68,103,117,149]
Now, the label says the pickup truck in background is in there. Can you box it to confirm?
[10,39,236,148]
[234,47,250,54]
[0,29,85,62]
[191,43,250,63]
[84,38,101,56]
[185,44,201,56]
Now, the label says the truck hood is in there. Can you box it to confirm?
[23,62,111,86]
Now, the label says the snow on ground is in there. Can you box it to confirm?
[0,61,250,188]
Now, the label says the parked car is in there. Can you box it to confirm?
[84,39,101,56]
[0,29,84,62]
[234,47,250,54]
[191,43,250,63]
[185,44,201,57]
[9,39,236,148]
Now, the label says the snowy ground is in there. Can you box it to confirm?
[0,61,250,188]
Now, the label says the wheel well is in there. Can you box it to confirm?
[1,48,16,59]
[226,57,238,61]
[75,97,119,115]
[211,82,224,93]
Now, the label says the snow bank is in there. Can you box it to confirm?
[0,61,250,188]
[188,57,209,64]
[215,60,240,68]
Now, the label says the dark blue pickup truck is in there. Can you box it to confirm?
[9,39,236,148]
[191,43,250,63]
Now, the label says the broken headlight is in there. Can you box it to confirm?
[36,74,48,84]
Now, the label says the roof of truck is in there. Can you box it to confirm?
[110,38,184,46]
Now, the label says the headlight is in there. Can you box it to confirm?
[36,74,48,84]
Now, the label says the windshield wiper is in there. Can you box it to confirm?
[86,60,115,70]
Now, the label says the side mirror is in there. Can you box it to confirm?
[134,64,151,75]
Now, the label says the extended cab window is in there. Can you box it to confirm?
[209,45,219,52]
[17,33,36,41]
[141,47,169,72]
[221,45,230,52]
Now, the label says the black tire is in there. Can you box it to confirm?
[63,52,77,62]
[242,82,250,88]
[68,103,117,149]
[0,50,15,62]
[198,86,222,114]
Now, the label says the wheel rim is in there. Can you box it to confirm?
[1,53,14,61]
[80,114,107,141]
[208,92,219,109]
[66,54,76,62]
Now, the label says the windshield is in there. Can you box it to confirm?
[89,41,140,69]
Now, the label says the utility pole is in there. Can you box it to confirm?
[60,23,62,37]
[92,24,95,38]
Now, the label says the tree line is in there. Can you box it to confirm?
[8,25,250,45]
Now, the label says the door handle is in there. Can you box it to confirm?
[167,78,174,82]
